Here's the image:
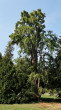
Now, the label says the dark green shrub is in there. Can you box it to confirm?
[57,91,61,98]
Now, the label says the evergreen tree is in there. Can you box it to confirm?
[0,42,16,103]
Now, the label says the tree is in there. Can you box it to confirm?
[55,37,61,89]
[0,42,16,104]
[9,9,58,98]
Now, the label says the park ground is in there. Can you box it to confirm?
[0,103,61,110]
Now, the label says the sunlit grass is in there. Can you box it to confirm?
[0,103,61,110]
[0,104,40,110]
[41,93,57,99]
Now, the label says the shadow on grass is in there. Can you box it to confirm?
[40,97,61,103]
[23,97,61,104]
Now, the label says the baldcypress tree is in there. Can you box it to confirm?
[9,9,45,95]
[9,9,58,98]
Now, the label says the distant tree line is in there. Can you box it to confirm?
[0,9,61,103]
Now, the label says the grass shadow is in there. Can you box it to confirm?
[40,97,61,103]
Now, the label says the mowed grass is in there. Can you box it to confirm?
[41,93,57,99]
[0,103,61,110]
[0,104,40,110]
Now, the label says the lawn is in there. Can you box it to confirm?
[41,93,57,99]
[0,104,40,110]
[0,103,61,110]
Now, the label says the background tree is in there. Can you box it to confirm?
[0,42,16,104]
[55,37,61,89]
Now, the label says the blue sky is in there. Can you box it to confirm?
[0,0,61,58]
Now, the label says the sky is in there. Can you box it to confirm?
[0,0,61,59]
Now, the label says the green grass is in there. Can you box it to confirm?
[0,104,40,110]
[0,103,61,110]
[41,93,57,99]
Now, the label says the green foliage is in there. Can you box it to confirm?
[57,91,61,98]
[9,9,45,55]
[0,9,60,103]
[0,43,16,104]
[54,37,61,89]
